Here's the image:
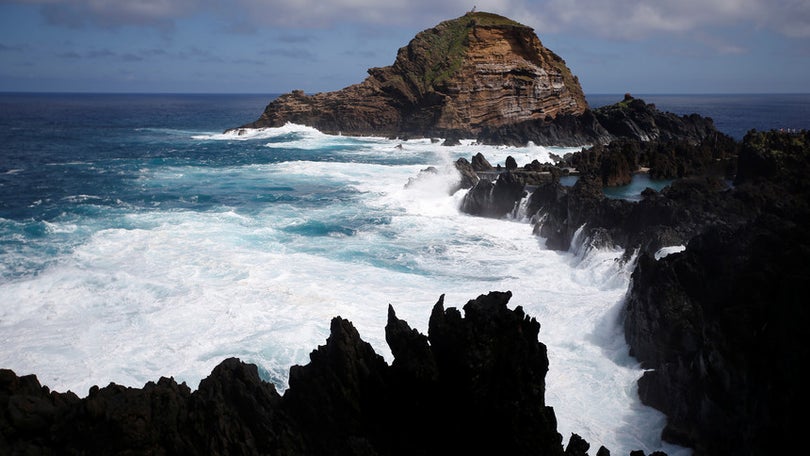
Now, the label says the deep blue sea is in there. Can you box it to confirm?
[1,92,807,455]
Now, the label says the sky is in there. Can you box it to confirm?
[1,0,808,95]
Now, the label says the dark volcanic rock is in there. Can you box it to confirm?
[499,131,809,456]
[471,152,495,171]
[528,173,627,251]
[478,109,611,146]
[623,130,810,456]
[456,128,736,229]
[190,359,295,455]
[427,292,563,455]
[511,128,744,256]
[4,292,618,456]
[456,131,809,456]
[528,171,755,256]
[454,157,480,190]
[563,134,738,186]
[626,217,810,455]
[477,94,720,147]
[283,317,392,455]
[593,94,717,143]
[461,171,527,218]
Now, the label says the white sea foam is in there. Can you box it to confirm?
[193,123,579,169]
[655,245,686,260]
[191,122,339,141]
[0,128,690,456]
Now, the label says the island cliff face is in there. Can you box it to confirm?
[237,12,587,138]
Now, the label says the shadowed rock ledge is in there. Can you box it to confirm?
[2,292,635,456]
[477,94,719,147]
[623,130,810,456]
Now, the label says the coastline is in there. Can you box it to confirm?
[0,90,804,456]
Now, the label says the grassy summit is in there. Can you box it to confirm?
[242,10,588,136]
[397,12,532,91]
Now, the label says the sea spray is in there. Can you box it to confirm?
[1,101,689,455]
[508,190,534,222]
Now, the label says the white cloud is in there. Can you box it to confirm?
[526,0,810,39]
[226,0,514,28]
[6,0,809,39]
[10,0,209,28]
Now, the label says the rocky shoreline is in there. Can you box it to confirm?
[3,8,805,455]
[4,130,806,455]
[5,130,805,456]
[455,128,809,456]
[3,292,622,456]
[476,93,720,147]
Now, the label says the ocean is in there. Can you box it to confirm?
[1,92,807,455]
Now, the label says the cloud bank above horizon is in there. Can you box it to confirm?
[9,0,809,38]
[2,0,808,93]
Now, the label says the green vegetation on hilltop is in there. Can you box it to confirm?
[464,11,524,27]
[409,12,529,90]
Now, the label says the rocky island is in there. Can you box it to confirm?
[233,11,587,140]
[231,12,716,148]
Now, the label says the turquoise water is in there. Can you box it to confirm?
[603,174,673,201]
[559,174,673,201]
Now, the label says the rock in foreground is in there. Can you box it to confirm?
[2,292,627,456]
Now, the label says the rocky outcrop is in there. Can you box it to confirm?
[457,130,739,253]
[524,171,761,255]
[233,11,587,139]
[459,129,808,456]
[562,132,737,186]
[460,171,527,218]
[477,94,720,147]
[454,157,480,189]
[455,131,809,456]
[2,292,630,456]
[622,130,810,456]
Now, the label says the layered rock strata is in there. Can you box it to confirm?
[234,12,588,139]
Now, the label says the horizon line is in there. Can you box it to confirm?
[2,90,809,96]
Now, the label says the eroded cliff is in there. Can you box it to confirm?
[236,11,588,138]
